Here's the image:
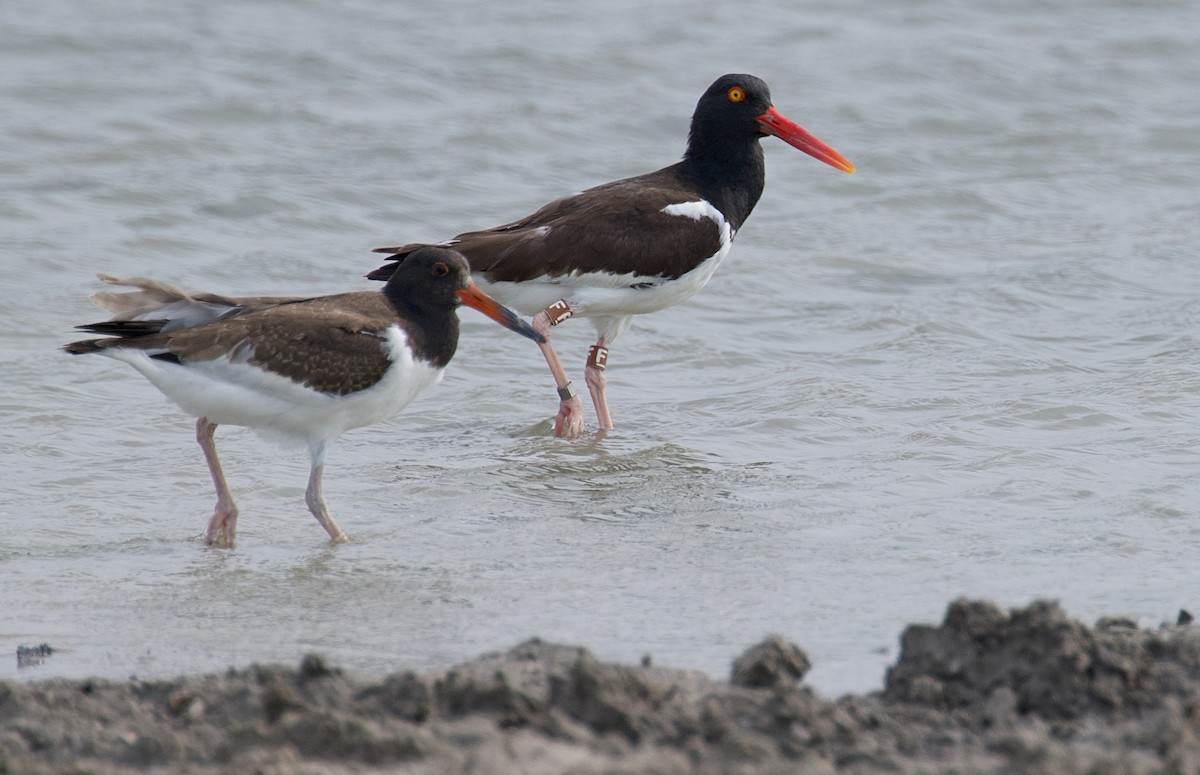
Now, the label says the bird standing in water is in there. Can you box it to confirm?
[65,248,543,547]
[369,74,854,437]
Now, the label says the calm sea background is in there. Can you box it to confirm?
[2,0,1197,694]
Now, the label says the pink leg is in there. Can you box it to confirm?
[196,417,238,548]
[305,444,349,544]
[532,306,585,439]
[585,339,613,430]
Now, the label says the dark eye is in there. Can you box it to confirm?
[727,86,746,103]
[432,262,450,277]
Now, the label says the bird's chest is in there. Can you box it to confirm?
[342,328,445,421]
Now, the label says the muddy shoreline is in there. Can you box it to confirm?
[3,599,1198,774]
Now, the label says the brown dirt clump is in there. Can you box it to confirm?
[2,598,1198,774]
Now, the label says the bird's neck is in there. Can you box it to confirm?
[680,138,766,233]
[382,290,460,369]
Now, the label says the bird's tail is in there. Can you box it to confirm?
[65,274,304,354]
[86,274,297,332]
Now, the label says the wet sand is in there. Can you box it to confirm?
[3,598,1198,774]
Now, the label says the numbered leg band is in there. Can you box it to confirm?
[587,345,609,371]
[544,299,573,326]
[557,382,577,401]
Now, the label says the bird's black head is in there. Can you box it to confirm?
[382,246,472,310]
[382,246,544,344]
[685,73,855,175]
[687,74,775,154]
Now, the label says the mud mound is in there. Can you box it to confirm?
[2,599,1198,774]
[885,598,1200,719]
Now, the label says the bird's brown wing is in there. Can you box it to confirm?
[370,168,724,283]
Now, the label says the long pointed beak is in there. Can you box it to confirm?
[456,282,546,344]
[756,106,855,174]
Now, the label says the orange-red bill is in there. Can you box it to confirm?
[756,106,855,174]
[456,283,546,344]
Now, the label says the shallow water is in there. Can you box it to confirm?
[2,0,1198,694]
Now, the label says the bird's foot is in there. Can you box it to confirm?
[203,506,238,548]
[553,394,586,438]
[304,474,350,545]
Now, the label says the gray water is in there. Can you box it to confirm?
[2,0,1197,694]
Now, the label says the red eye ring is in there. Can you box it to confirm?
[432,262,449,276]
[727,86,746,103]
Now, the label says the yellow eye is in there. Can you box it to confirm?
[727,86,746,103]
[432,262,449,276]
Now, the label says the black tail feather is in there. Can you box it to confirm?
[74,320,166,337]
[65,319,168,355]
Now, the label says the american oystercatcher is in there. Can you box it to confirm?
[64,248,543,547]
[368,74,854,437]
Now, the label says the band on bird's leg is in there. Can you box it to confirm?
[544,299,573,326]
[584,344,612,430]
[587,345,609,371]
[532,300,584,437]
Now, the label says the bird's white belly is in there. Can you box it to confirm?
[475,199,734,320]
[104,327,443,445]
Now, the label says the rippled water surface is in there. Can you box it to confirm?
[3,0,1198,693]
